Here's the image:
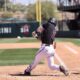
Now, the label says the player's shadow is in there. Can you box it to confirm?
[10,71,80,77]
[10,73,64,77]
[72,72,80,75]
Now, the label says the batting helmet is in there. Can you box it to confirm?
[48,17,57,26]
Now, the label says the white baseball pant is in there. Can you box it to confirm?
[26,44,60,72]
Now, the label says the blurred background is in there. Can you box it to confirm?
[0,0,80,38]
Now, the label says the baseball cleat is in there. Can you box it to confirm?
[59,65,69,76]
[24,70,31,76]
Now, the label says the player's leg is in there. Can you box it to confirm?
[47,55,69,76]
[24,46,45,75]
[45,45,69,76]
[47,55,60,70]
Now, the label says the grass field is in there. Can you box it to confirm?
[0,38,79,66]
[0,38,79,46]
[0,48,38,66]
[56,38,80,46]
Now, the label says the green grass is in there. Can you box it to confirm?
[56,38,80,46]
[0,37,79,46]
[0,48,39,66]
[0,38,18,43]
[0,38,79,66]
[0,38,39,43]
[0,38,79,46]
[17,38,39,43]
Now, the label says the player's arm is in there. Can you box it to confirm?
[36,26,44,33]
[53,41,56,49]
[32,26,44,39]
[53,27,57,49]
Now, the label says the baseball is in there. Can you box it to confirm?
[17,36,21,39]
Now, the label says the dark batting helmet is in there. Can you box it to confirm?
[48,17,57,26]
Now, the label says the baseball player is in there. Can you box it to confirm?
[24,18,69,76]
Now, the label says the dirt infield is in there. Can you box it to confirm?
[0,42,80,80]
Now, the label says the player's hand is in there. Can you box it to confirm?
[54,42,56,49]
[32,31,38,38]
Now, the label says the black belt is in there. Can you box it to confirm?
[45,44,50,46]
[42,43,53,46]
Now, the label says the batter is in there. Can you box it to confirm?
[24,18,69,76]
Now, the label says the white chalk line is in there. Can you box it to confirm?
[64,45,78,54]
[55,53,68,70]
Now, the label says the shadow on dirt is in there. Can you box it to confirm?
[72,72,80,75]
[70,70,80,75]
[9,70,80,77]
[10,73,64,77]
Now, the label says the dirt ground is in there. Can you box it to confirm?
[0,42,80,80]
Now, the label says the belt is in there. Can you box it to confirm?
[42,43,52,46]
[45,44,52,46]
[45,44,50,46]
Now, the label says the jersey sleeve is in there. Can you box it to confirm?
[42,23,48,29]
